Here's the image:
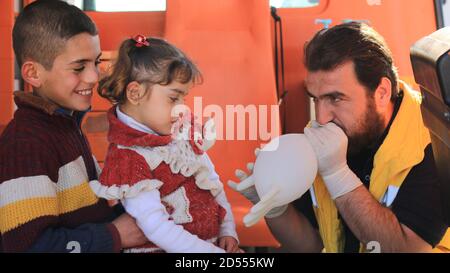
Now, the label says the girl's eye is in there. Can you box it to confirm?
[170,97,178,103]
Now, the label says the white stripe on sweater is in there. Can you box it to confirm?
[0,156,90,208]
[0,175,56,207]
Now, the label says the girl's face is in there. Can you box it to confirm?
[133,80,191,135]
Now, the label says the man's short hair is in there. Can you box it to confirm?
[304,22,399,101]
[13,0,98,70]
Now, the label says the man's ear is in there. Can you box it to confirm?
[21,61,45,88]
[374,77,392,110]
[126,81,146,105]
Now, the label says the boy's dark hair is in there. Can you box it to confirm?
[304,22,398,101]
[98,37,202,105]
[13,0,98,70]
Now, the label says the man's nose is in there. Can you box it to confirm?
[315,101,334,125]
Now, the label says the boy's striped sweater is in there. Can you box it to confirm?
[0,91,121,252]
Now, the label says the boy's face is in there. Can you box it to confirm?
[36,33,101,111]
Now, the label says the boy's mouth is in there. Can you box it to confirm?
[74,88,93,96]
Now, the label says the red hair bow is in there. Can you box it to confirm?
[133,34,149,47]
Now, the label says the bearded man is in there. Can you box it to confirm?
[230,22,448,253]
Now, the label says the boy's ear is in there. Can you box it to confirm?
[21,61,45,88]
[126,81,146,105]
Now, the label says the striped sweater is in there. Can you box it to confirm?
[0,91,121,252]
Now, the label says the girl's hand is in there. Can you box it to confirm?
[218,236,241,253]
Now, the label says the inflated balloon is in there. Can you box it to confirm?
[236,134,318,227]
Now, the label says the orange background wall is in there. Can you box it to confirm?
[0,0,15,132]
[86,11,165,51]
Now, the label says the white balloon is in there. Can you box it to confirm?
[242,134,318,226]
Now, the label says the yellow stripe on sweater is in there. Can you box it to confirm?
[0,197,58,233]
[58,181,99,215]
[0,181,99,233]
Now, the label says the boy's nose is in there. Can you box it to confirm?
[83,66,99,84]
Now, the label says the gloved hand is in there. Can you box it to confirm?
[228,148,288,219]
[304,122,363,200]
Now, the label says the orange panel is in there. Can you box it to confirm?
[85,132,109,163]
[0,26,12,59]
[91,89,113,111]
[0,0,14,125]
[165,0,280,247]
[0,1,13,26]
[0,58,14,93]
[276,0,437,133]
[82,112,109,162]
[0,92,14,126]
[86,11,165,51]
[82,111,109,134]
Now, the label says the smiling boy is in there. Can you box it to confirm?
[0,0,146,252]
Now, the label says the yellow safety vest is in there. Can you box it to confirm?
[311,81,450,253]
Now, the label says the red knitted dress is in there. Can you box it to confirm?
[90,108,226,252]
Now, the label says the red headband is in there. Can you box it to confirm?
[133,34,149,47]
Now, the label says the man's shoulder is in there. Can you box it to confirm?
[393,143,440,206]
[407,144,437,180]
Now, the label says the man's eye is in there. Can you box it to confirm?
[332,97,342,103]
[325,96,341,103]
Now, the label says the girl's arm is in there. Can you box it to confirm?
[122,188,225,253]
[202,154,239,241]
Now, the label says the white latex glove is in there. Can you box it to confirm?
[304,122,363,200]
[227,148,288,219]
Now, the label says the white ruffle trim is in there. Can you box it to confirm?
[89,179,163,200]
[117,140,223,196]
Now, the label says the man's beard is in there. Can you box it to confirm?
[346,96,386,157]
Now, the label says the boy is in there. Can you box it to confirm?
[0,0,146,252]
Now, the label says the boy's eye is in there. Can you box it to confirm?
[73,66,85,73]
